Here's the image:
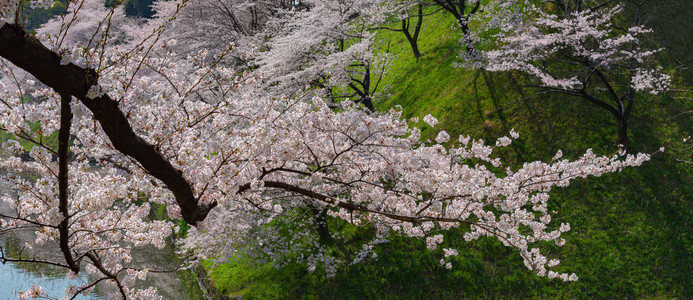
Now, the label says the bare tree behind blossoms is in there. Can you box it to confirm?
[466,0,672,149]
[0,0,657,298]
[144,0,296,56]
[149,0,394,109]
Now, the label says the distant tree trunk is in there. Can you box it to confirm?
[617,116,630,149]
[432,0,481,56]
[617,90,635,150]
[459,20,476,58]
[250,5,259,31]
[307,202,331,243]
[402,3,423,60]
[348,62,376,112]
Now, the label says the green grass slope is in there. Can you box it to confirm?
[206,6,693,299]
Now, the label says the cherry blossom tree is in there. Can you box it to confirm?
[255,0,391,110]
[468,0,671,148]
[371,0,483,61]
[0,0,656,298]
[143,0,290,56]
[431,0,482,59]
[137,0,393,109]
[370,0,441,61]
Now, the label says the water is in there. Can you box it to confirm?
[0,236,107,299]
[0,172,205,299]
[0,236,204,299]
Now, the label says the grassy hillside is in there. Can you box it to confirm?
[206,4,693,299]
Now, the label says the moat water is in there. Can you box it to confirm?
[0,172,204,299]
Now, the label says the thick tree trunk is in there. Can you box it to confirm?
[0,23,213,225]
[58,93,80,274]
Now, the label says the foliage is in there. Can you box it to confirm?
[19,0,67,32]
[0,0,690,299]
[203,4,693,299]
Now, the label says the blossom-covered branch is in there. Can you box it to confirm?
[0,0,659,298]
[468,0,671,148]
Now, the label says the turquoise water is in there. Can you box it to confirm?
[0,173,203,299]
[0,237,107,299]
[0,230,203,300]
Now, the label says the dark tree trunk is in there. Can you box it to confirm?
[0,23,214,225]
[402,20,421,60]
[402,3,423,60]
[431,0,480,57]
[459,21,477,57]
[617,116,630,149]
[306,203,331,243]
[58,93,80,274]
[348,62,375,113]
[361,97,375,112]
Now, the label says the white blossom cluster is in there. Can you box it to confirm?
[0,0,661,298]
[351,233,389,265]
[0,0,19,25]
[632,68,672,95]
[468,1,670,94]
[255,0,390,102]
